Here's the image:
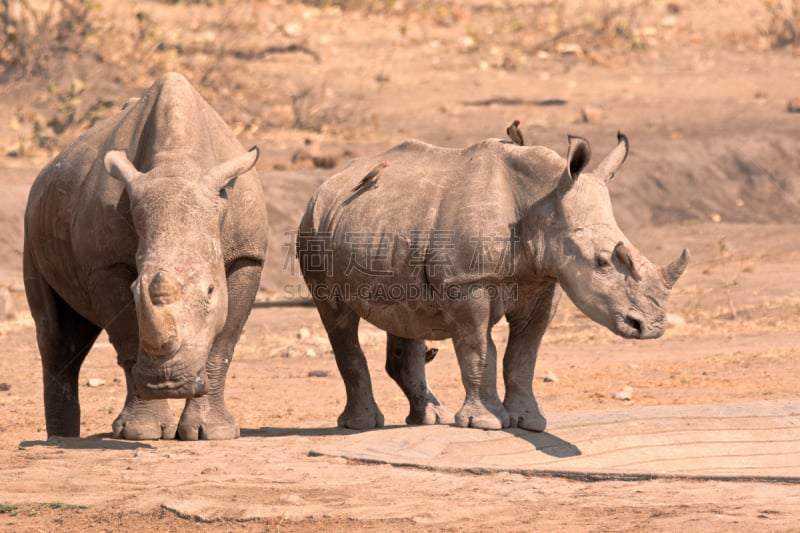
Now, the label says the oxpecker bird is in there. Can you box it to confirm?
[506,119,524,146]
[352,161,389,192]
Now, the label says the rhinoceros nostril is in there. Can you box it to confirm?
[624,315,643,336]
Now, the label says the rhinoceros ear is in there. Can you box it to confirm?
[593,131,629,183]
[557,135,591,194]
[104,150,141,186]
[566,135,591,179]
[207,146,259,191]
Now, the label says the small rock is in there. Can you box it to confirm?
[0,287,15,319]
[0,383,10,392]
[280,494,306,505]
[86,378,106,388]
[281,22,302,37]
[308,370,329,378]
[297,327,311,340]
[543,370,559,383]
[667,313,686,328]
[613,385,633,401]
[201,466,219,475]
[787,97,800,113]
[581,105,604,123]
[305,348,317,357]
[556,42,583,56]
[709,212,721,223]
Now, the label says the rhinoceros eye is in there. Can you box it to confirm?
[595,255,612,270]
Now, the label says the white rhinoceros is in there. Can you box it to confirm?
[24,73,268,440]
[297,133,688,431]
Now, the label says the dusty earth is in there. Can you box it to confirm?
[1,0,800,530]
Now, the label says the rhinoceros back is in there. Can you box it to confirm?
[302,138,564,287]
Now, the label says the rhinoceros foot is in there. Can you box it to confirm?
[406,394,455,425]
[177,396,240,440]
[504,395,547,432]
[454,397,510,430]
[112,397,177,440]
[337,403,385,430]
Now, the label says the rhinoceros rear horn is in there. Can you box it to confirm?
[207,145,260,191]
[104,150,141,186]
[594,131,629,183]
[661,248,690,289]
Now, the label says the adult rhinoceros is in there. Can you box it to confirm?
[297,133,688,431]
[24,73,268,440]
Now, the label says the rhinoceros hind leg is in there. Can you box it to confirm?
[385,334,453,425]
[502,284,560,432]
[315,301,383,429]
[26,273,101,438]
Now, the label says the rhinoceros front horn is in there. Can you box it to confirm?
[661,248,690,289]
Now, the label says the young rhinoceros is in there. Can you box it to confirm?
[298,133,688,431]
[24,73,268,440]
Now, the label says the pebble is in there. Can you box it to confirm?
[543,370,559,383]
[0,287,15,319]
[581,105,604,123]
[308,370,329,378]
[613,385,633,401]
[787,97,800,113]
[297,327,311,340]
[667,313,686,328]
[0,383,10,392]
[86,378,106,388]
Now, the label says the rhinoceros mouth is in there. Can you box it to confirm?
[133,364,209,400]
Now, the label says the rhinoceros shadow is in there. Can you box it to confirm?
[242,426,582,459]
[504,428,582,458]
[19,434,154,451]
[241,426,377,438]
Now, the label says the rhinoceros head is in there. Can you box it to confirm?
[546,133,688,339]
[103,147,259,398]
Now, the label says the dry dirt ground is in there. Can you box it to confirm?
[1,0,800,531]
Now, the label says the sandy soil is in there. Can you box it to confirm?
[1,0,799,530]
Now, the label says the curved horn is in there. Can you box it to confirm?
[207,146,259,191]
[614,241,641,281]
[661,248,690,289]
[594,131,629,183]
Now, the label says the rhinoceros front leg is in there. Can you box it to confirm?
[113,361,178,440]
[25,268,101,438]
[503,284,561,432]
[315,299,384,429]
[178,258,262,440]
[106,320,177,439]
[446,292,510,430]
[385,334,454,425]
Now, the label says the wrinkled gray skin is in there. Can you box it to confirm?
[24,73,268,440]
[298,134,688,431]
